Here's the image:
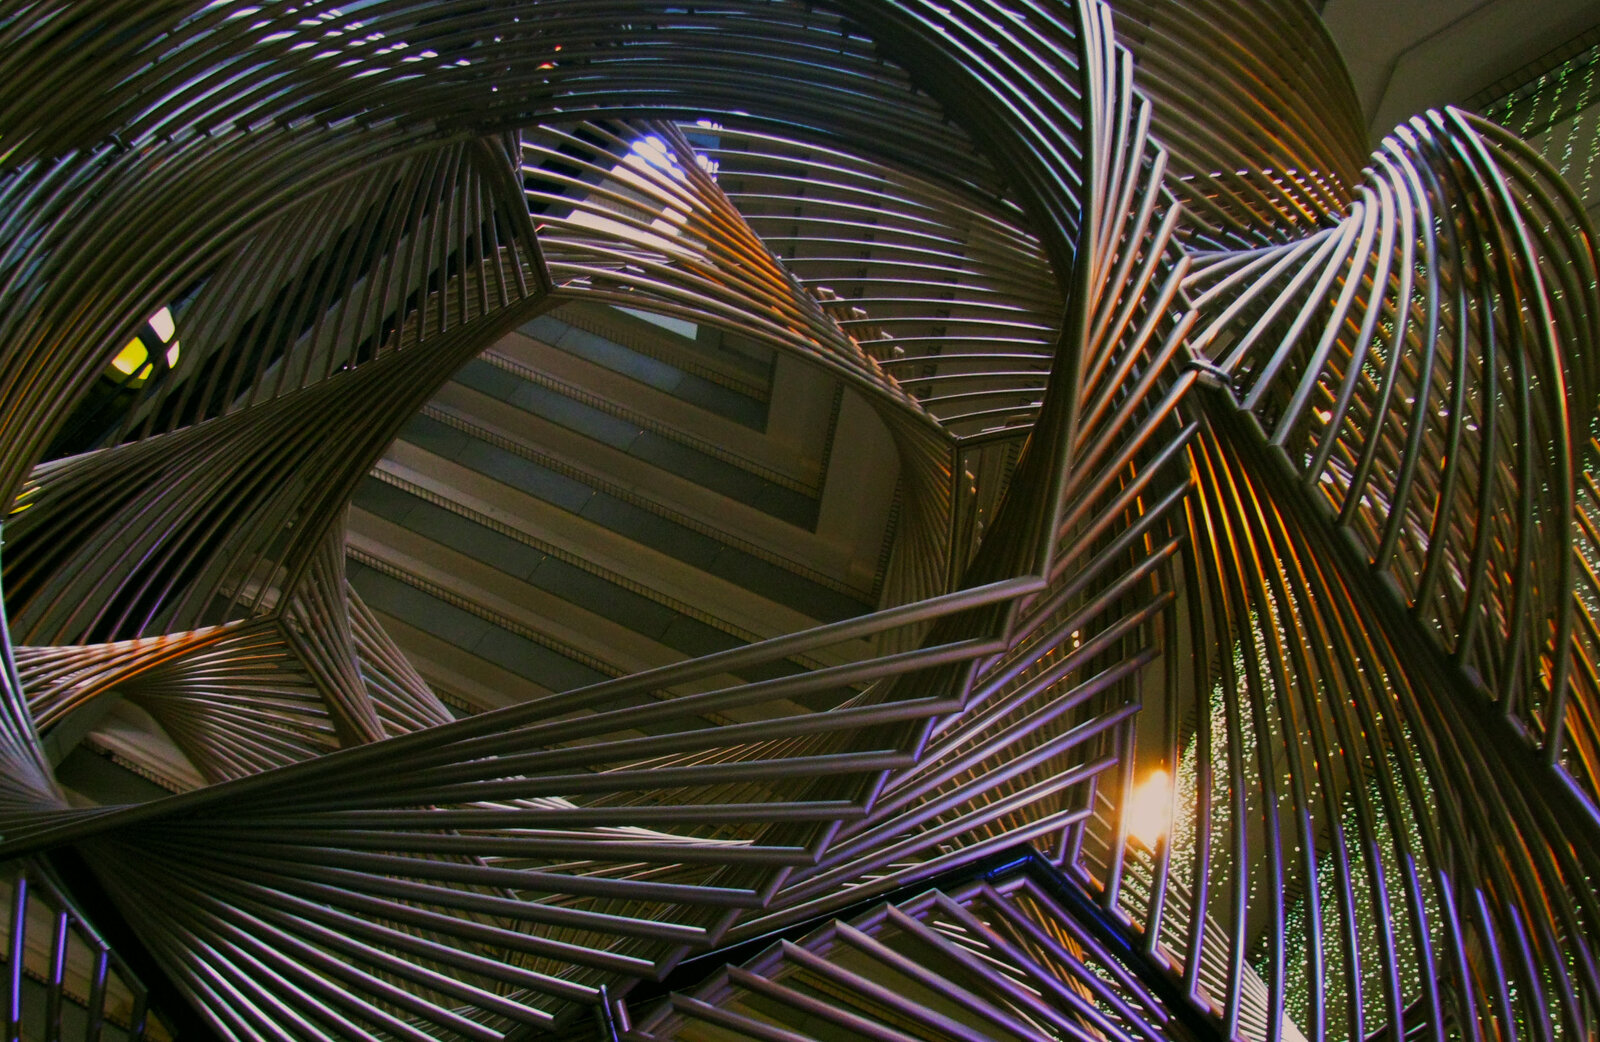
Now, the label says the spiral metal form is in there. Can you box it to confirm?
[0,1,1593,1040]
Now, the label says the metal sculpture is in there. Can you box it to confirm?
[0,0,1593,1040]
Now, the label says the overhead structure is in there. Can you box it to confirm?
[0,1,1595,1040]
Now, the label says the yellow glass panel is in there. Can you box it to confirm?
[110,337,149,377]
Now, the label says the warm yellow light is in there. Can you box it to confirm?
[1126,768,1171,849]
[110,336,149,378]
[108,307,180,385]
[9,486,37,516]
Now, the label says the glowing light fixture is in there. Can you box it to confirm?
[1126,768,1171,849]
[108,306,180,385]
[109,336,151,380]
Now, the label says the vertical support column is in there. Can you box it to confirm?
[6,876,25,1042]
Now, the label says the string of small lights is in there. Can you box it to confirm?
[1482,40,1600,212]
